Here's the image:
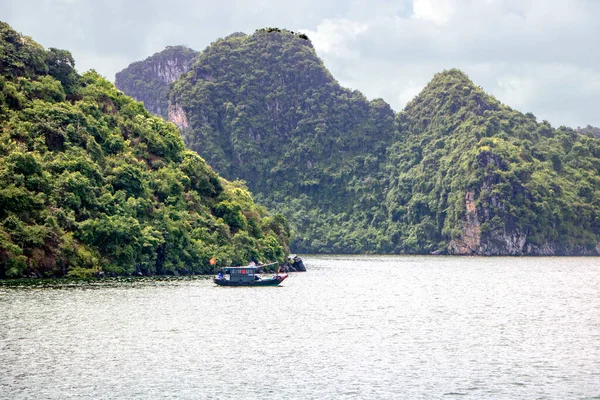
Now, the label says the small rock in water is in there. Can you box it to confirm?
[287,255,306,272]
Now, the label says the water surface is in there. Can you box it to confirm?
[1,256,599,399]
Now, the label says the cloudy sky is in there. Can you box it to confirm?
[2,0,599,128]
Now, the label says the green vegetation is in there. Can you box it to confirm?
[385,70,600,254]
[0,22,291,279]
[117,29,600,256]
[169,29,395,253]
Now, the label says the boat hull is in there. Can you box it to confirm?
[214,275,287,287]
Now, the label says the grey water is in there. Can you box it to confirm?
[1,256,599,400]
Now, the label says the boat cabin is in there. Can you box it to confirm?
[222,267,259,283]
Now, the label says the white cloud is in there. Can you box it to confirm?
[1,0,599,127]
[412,0,455,25]
[301,0,600,127]
[396,81,425,106]
[300,20,368,59]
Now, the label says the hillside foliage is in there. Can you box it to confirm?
[386,70,600,254]
[169,29,396,253]
[118,29,600,255]
[0,22,291,278]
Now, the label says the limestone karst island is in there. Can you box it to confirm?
[1,23,600,279]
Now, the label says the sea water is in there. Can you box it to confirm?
[1,256,599,399]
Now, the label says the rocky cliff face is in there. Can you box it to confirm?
[456,220,600,256]
[167,103,189,129]
[449,150,600,256]
[451,192,600,256]
[153,57,190,84]
[115,46,197,118]
[448,191,481,254]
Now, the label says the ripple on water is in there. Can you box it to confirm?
[0,256,599,399]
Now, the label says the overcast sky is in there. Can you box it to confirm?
[2,0,599,128]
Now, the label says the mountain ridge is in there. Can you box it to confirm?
[115,28,600,255]
[388,67,600,255]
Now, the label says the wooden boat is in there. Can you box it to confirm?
[214,266,288,287]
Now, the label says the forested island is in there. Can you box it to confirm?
[1,23,599,279]
[116,28,600,256]
[0,22,291,279]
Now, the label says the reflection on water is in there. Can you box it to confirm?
[1,256,599,399]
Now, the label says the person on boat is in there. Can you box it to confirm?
[217,271,224,280]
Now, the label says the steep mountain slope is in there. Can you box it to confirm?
[115,46,197,118]
[0,22,291,278]
[169,28,396,252]
[385,69,600,255]
[116,30,600,256]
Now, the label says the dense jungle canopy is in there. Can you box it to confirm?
[117,28,600,256]
[0,22,291,278]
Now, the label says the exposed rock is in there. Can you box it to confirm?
[479,229,528,255]
[287,255,306,272]
[449,188,555,255]
[153,57,189,84]
[168,103,189,129]
[115,46,197,118]
[279,264,294,272]
[526,243,556,256]
[448,190,480,255]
